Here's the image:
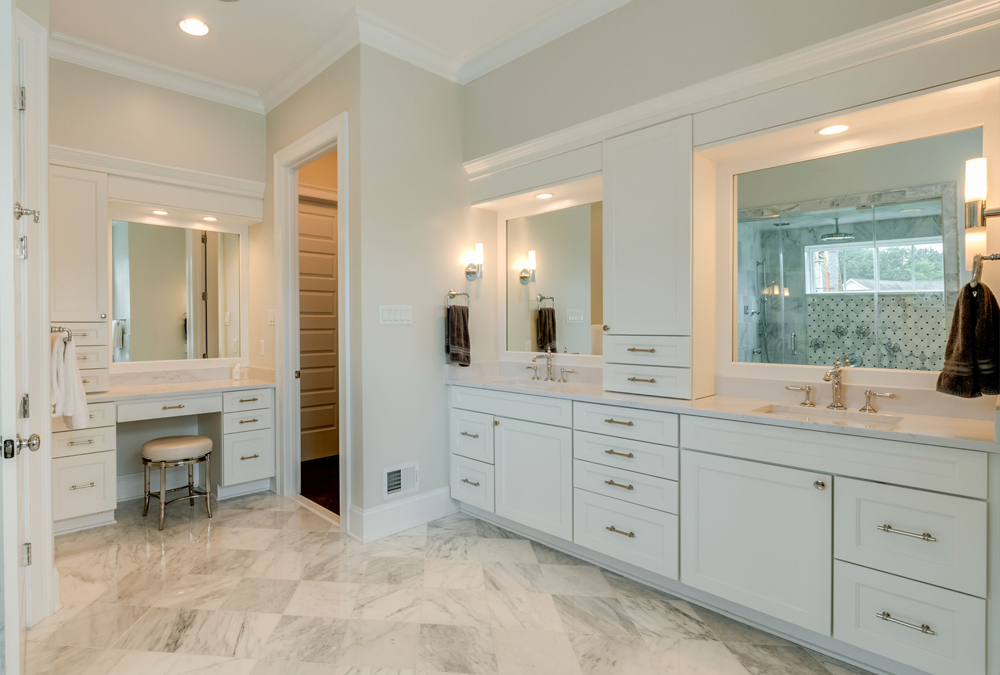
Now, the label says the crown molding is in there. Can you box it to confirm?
[48,32,265,114]
[463,0,1000,179]
[356,8,463,83]
[457,0,634,85]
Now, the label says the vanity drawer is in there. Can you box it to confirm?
[52,450,116,521]
[574,402,679,446]
[450,409,495,464]
[834,478,987,597]
[223,388,273,413]
[54,322,109,346]
[74,345,109,370]
[52,401,115,433]
[603,335,692,368]
[223,408,274,434]
[833,561,985,675]
[574,431,678,480]
[79,368,109,393]
[451,455,495,513]
[118,394,223,423]
[52,425,115,459]
[574,460,678,514]
[603,363,692,399]
[573,488,678,579]
[451,386,572,428]
[680,416,988,498]
[222,429,275,486]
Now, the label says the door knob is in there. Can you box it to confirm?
[16,434,40,453]
[603,325,610,332]
[813,480,826,490]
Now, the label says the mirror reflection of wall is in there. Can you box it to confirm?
[506,202,603,355]
[735,128,982,371]
[112,221,241,363]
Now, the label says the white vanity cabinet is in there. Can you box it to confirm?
[52,402,117,529]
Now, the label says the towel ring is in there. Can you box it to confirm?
[536,294,555,312]
[51,326,73,343]
[446,290,470,307]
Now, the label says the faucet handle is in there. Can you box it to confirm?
[558,368,576,383]
[525,365,540,381]
[860,389,896,413]
[785,384,815,407]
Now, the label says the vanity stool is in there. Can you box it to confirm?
[141,435,213,530]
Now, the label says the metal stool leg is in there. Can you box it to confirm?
[188,463,195,506]
[159,461,167,530]
[205,453,213,519]
[142,462,150,517]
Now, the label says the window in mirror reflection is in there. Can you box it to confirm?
[736,127,982,371]
[112,221,241,363]
[506,202,603,355]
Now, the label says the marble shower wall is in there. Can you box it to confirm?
[736,225,763,362]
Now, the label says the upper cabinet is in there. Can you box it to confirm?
[49,166,109,323]
[602,117,692,337]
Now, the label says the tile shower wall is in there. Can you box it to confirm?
[736,226,763,362]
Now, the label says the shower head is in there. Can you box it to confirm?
[821,218,855,243]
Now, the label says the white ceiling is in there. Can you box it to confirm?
[49,0,617,95]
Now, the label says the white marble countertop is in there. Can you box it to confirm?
[86,378,275,404]
[449,376,999,453]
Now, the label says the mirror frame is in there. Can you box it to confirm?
[108,202,251,373]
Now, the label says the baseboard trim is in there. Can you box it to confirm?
[288,494,340,526]
[349,487,458,543]
[215,478,272,501]
[54,510,116,535]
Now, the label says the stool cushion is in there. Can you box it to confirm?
[142,435,213,463]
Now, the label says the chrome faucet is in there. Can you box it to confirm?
[823,358,847,410]
[532,350,556,382]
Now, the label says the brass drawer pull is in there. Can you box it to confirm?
[877,524,937,542]
[627,377,656,383]
[162,404,185,410]
[78,355,90,360]
[70,482,96,490]
[606,525,635,538]
[875,612,935,635]
[461,478,480,487]
[460,431,479,439]
[240,454,260,461]
[627,347,656,353]
[239,418,259,425]
[75,332,91,337]
[67,439,95,446]
[605,449,634,459]
[605,419,634,427]
[81,379,91,384]
[605,479,634,491]
[239,397,259,403]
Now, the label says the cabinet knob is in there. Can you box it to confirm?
[813,480,827,490]
[603,325,610,332]
[101,313,107,319]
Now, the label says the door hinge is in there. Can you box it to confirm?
[201,233,207,244]
[18,86,25,111]
[23,543,31,566]
[20,394,29,418]
[2,439,14,459]
[16,235,27,259]
[202,291,207,301]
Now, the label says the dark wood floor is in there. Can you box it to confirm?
[300,455,340,514]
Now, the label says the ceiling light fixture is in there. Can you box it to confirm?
[203,216,218,222]
[179,18,210,36]
[535,193,554,200]
[817,124,849,136]
[152,210,168,215]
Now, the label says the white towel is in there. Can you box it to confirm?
[50,335,65,418]
[112,319,125,349]
[61,339,89,429]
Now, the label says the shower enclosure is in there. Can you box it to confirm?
[736,184,959,370]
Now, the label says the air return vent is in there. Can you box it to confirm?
[384,462,418,499]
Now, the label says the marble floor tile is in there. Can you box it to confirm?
[644,637,752,674]
[539,565,614,597]
[235,509,296,529]
[353,584,423,622]
[117,608,280,658]
[427,513,479,538]
[338,620,421,670]
[481,562,546,594]
[366,531,427,559]
[807,650,877,675]
[281,510,336,532]
[724,643,832,675]
[599,570,678,603]
[619,597,716,640]
[284,580,360,619]
[423,560,484,590]
[94,571,183,606]
[303,543,369,583]
[26,604,85,643]
[43,602,148,648]
[55,567,115,609]
[421,588,491,628]
[568,634,662,675]
[475,539,537,564]
[474,522,524,540]
[259,615,350,664]
[201,526,279,551]
[552,595,640,636]
[695,609,795,646]
[266,529,328,555]
[84,649,258,675]
[424,535,478,561]
[54,524,119,559]
[123,544,208,578]
[486,591,564,631]
[253,661,412,675]
[154,574,242,610]
[245,551,312,580]
[529,541,591,566]
[186,549,263,577]
[23,643,107,675]
[218,577,299,613]
[363,556,425,586]
[492,628,582,675]
[417,624,498,675]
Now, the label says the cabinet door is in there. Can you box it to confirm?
[603,117,692,336]
[494,418,573,539]
[680,450,832,635]
[49,166,109,322]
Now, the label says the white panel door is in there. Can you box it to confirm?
[603,117,692,336]
[494,418,573,539]
[48,165,109,322]
[681,450,833,635]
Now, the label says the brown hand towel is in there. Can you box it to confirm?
[936,283,999,397]
[537,307,557,353]
[446,304,471,367]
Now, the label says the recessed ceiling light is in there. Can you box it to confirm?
[817,124,849,136]
[152,210,169,215]
[535,193,554,200]
[179,18,210,36]
[203,216,218,222]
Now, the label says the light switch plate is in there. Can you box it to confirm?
[379,305,412,325]
[566,310,585,323]
[259,340,265,355]
[268,309,276,326]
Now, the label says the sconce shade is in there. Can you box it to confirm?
[966,158,988,203]
[474,243,484,265]
[527,250,536,270]
[965,227,988,270]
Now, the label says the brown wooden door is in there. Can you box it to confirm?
[298,198,338,461]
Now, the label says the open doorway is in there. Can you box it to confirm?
[297,152,340,516]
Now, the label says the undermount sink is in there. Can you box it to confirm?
[753,404,903,428]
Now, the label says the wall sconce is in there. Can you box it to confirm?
[965,158,1000,270]
[466,243,484,281]
[519,250,536,285]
